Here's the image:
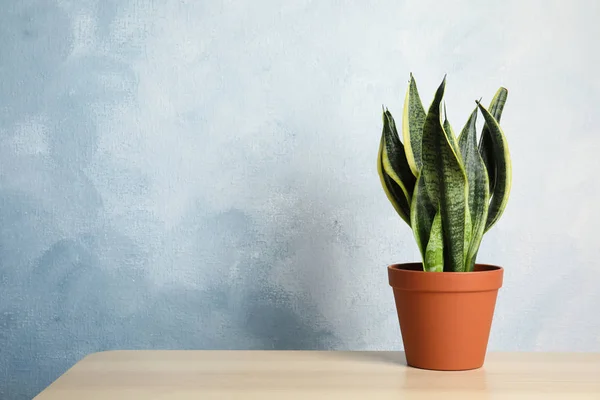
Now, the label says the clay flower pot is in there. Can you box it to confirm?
[388,262,503,371]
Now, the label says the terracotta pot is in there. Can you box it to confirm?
[388,262,503,371]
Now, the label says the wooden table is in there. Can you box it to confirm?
[34,351,600,399]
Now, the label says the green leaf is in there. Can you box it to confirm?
[420,76,469,272]
[378,134,411,225]
[443,103,461,157]
[479,88,508,195]
[402,73,427,176]
[477,100,512,232]
[458,108,490,271]
[464,207,472,270]
[424,208,444,272]
[410,172,436,261]
[381,109,417,203]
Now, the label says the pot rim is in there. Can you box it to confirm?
[388,262,503,292]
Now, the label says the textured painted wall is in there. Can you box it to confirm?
[1,0,599,398]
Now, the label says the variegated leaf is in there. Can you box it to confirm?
[443,103,461,157]
[378,135,411,225]
[425,208,444,272]
[458,107,490,271]
[477,101,512,232]
[421,76,469,272]
[479,88,508,194]
[381,109,416,202]
[410,172,436,261]
[464,207,472,269]
[402,73,427,176]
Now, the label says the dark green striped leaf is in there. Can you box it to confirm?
[425,209,444,272]
[377,134,411,225]
[381,109,416,202]
[464,207,472,269]
[477,100,512,232]
[443,103,461,157]
[479,88,508,194]
[402,73,427,176]
[410,172,436,261]
[458,108,490,271]
[421,76,469,272]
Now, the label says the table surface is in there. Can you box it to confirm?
[34,350,600,399]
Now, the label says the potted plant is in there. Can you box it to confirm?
[378,74,511,371]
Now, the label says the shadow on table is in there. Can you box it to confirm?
[330,351,490,395]
[334,351,408,365]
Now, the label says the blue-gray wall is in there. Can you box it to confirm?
[1,0,599,398]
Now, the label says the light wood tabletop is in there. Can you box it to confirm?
[34,350,600,399]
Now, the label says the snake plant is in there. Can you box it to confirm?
[378,74,511,272]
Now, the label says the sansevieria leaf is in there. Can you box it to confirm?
[479,88,508,195]
[443,103,461,157]
[402,73,427,176]
[464,207,472,268]
[410,172,436,260]
[458,108,490,271]
[424,208,444,272]
[421,76,469,272]
[378,134,411,225]
[381,109,416,203]
[477,100,512,232]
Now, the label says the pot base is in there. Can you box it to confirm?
[406,363,483,371]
